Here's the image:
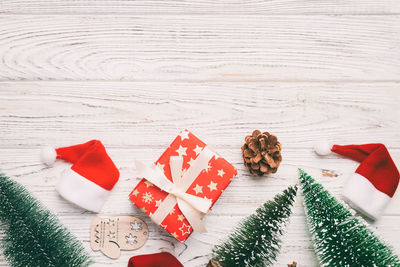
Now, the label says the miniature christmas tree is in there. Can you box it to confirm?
[0,173,92,267]
[209,185,297,267]
[299,169,400,266]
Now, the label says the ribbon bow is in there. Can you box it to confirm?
[135,147,214,232]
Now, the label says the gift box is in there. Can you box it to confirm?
[129,130,237,241]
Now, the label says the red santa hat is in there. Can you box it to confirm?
[41,140,119,213]
[127,252,183,267]
[314,142,399,220]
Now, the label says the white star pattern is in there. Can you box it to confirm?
[144,180,153,187]
[204,196,212,202]
[179,130,190,141]
[193,184,203,195]
[130,220,142,231]
[129,130,237,242]
[176,145,187,157]
[108,231,115,239]
[108,219,115,227]
[187,157,195,167]
[179,223,191,236]
[142,192,153,204]
[204,163,212,173]
[207,181,218,192]
[169,208,175,215]
[131,189,139,196]
[155,199,162,207]
[156,162,165,171]
[125,233,137,245]
[193,145,203,155]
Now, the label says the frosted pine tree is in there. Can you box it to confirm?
[0,174,92,267]
[299,169,400,266]
[209,185,297,267]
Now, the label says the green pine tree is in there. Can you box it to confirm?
[0,173,92,267]
[210,185,298,267]
[299,169,400,267]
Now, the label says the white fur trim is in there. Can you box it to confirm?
[314,141,332,156]
[342,173,391,220]
[56,168,111,213]
[41,146,57,166]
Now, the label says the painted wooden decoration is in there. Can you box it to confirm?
[90,216,149,259]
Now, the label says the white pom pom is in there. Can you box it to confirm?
[314,141,332,156]
[40,146,57,166]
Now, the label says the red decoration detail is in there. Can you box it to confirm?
[129,130,237,241]
[127,252,183,267]
[56,140,119,190]
[332,143,399,197]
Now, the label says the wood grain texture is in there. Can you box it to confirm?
[1,82,400,148]
[1,15,400,81]
[1,0,400,265]
[1,82,400,266]
[1,0,400,15]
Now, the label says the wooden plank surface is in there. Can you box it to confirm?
[1,82,400,148]
[1,1,400,15]
[1,15,400,81]
[1,0,400,266]
[1,82,400,266]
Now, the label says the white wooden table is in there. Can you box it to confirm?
[1,1,400,266]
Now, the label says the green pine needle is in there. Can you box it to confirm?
[0,174,93,267]
[298,169,400,267]
[212,185,298,267]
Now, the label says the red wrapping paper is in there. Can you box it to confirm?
[129,130,237,241]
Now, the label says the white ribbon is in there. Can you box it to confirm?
[135,147,215,233]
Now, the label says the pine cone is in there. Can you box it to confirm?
[242,130,282,176]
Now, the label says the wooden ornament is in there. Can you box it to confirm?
[90,216,149,259]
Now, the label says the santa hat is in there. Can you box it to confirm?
[314,142,399,220]
[127,252,183,267]
[41,140,119,212]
